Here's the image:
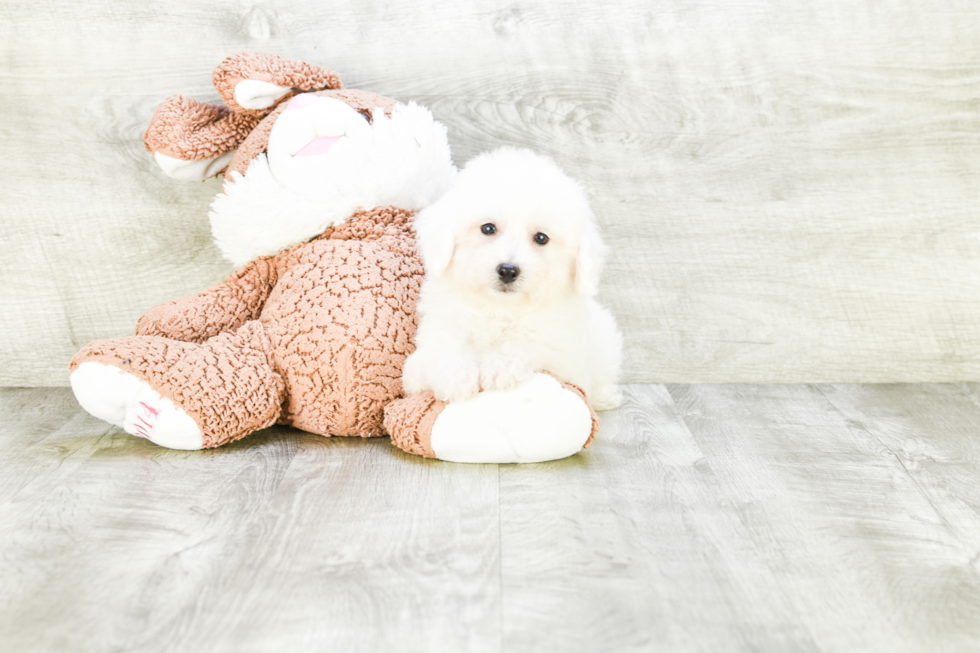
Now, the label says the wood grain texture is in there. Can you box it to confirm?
[499,383,980,651]
[5,385,980,651]
[0,389,501,653]
[3,0,980,384]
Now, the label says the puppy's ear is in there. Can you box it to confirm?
[574,216,608,297]
[414,200,457,277]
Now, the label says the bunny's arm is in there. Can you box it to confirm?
[136,256,279,344]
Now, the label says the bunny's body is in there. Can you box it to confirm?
[70,53,454,449]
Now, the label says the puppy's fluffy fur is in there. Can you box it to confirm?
[402,147,623,409]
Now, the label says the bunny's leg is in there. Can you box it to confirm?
[70,321,284,450]
[135,256,278,344]
[385,372,599,463]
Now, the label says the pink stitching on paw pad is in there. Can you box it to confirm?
[134,401,160,439]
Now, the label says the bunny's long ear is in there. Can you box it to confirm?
[144,94,262,180]
[212,51,342,114]
[145,52,343,180]
[413,199,459,278]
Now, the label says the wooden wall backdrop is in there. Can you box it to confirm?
[2,0,980,386]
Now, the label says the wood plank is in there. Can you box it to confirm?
[0,389,501,652]
[171,440,502,653]
[0,387,85,448]
[500,385,821,651]
[4,0,980,384]
[499,383,980,651]
[5,386,980,650]
[0,390,302,651]
[817,383,980,651]
[668,383,980,651]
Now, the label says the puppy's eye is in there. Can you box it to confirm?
[481,223,497,235]
[533,232,550,245]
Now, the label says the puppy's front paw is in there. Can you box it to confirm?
[479,353,534,392]
[432,361,482,404]
[591,384,624,411]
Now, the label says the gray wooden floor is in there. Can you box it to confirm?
[2,384,980,652]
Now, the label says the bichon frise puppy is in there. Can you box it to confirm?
[402,147,623,410]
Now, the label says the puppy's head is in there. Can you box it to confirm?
[415,147,606,304]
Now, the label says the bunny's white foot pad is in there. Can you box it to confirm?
[154,151,236,181]
[386,373,598,464]
[70,362,204,450]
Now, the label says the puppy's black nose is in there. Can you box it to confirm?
[496,263,520,284]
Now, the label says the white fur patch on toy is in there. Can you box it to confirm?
[234,79,292,110]
[209,100,456,266]
[429,373,593,464]
[154,151,236,181]
[70,362,204,450]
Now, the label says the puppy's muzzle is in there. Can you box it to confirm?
[496,263,520,284]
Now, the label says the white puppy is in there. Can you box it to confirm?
[402,147,623,410]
